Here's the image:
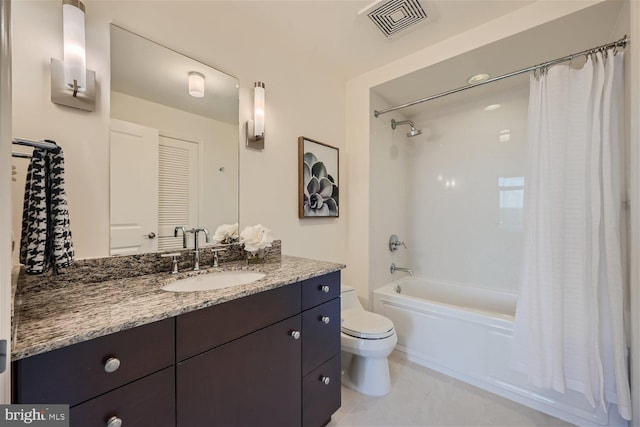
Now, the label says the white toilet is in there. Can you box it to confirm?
[340,285,397,396]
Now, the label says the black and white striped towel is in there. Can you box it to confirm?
[20,142,74,274]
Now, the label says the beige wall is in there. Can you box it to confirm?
[11,1,347,264]
[11,1,110,260]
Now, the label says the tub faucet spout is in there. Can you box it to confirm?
[390,263,413,276]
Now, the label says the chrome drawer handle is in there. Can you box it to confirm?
[290,330,301,340]
[320,285,330,293]
[104,357,121,373]
[321,316,330,324]
[107,416,122,427]
[320,376,330,385]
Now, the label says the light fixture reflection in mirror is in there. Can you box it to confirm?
[109,24,239,256]
[188,71,205,98]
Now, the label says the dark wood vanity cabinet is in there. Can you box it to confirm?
[174,272,341,427]
[13,271,341,427]
[176,284,303,426]
[300,272,342,427]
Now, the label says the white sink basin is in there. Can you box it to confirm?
[162,270,266,292]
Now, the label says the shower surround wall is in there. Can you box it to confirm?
[368,92,412,306]
[371,82,529,294]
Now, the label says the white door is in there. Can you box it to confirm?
[109,119,159,255]
[157,135,199,251]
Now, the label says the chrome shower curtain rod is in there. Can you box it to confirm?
[374,35,629,118]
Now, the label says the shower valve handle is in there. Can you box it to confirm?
[389,234,407,252]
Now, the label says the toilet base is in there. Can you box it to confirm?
[341,352,392,397]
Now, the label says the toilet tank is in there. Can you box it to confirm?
[340,285,363,310]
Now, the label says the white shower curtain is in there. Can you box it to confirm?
[511,50,631,420]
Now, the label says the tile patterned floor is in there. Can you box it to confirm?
[327,351,575,427]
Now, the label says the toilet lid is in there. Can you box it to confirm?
[341,308,395,339]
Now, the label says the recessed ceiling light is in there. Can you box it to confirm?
[467,73,490,84]
[484,104,501,111]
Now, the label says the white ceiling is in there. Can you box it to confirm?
[231,0,537,79]
[100,0,539,81]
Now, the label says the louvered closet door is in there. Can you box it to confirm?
[158,135,199,251]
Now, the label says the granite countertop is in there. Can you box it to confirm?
[12,255,345,360]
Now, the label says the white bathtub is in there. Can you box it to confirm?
[374,277,627,427]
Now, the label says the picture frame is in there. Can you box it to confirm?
[298,137,339,218]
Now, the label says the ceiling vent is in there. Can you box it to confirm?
[361,0,429,39]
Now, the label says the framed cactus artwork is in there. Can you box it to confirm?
[298,137,339,218]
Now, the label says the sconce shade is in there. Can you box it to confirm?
[253,82,265,137]
[189,71,205,98]
[246,81,266,149]
[63,0,86,91]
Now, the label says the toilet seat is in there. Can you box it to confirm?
[341,308,395,340]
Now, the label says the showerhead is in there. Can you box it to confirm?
[407,127,422,137]
[391,119,422,138]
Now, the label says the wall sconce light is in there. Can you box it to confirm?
[188,72,205,98]
[51,0,96,112]
[246,82,265,149]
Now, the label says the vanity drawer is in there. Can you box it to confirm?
[70,366,175,427]
[302,353,341,427]
[302,298,340,376]
[13,318,174,407]
[301,271,340,310]
[177,283,301,361]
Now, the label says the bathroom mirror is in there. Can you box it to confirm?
[109,24,239,255]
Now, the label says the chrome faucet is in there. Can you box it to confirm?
[390,263,413,276]
[190,228,210,271]
[174,226,188,249]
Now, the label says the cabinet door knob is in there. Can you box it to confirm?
[107,416,123,427]
[290,330,301,340]
[320,376,331,385]
[320,285,330,293]
[321,316,330,324]
[104,357,121,373]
